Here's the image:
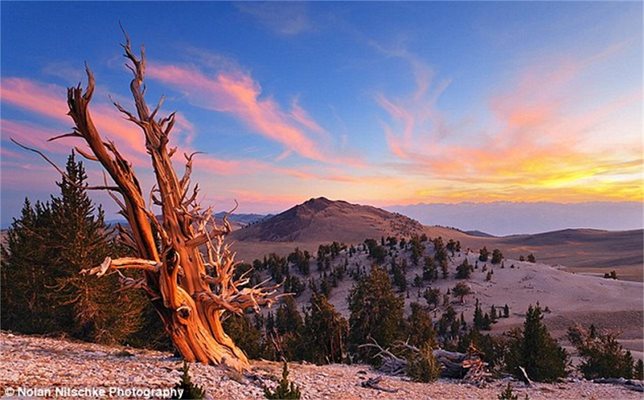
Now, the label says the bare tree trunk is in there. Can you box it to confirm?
[29,34,279,371]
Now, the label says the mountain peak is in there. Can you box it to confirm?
[230,197,424,243]
[301,197,335,211]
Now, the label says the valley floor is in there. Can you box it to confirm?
[0,332,641,400]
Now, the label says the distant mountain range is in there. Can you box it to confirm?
[213,212,271,226]
[106,212,271,230]
[386,201,643,236]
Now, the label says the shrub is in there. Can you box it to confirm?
[173,361,205,400]
[603,270,618,280]
[497,382,518,400]
[264,362,301,399]
[406,341,441,382]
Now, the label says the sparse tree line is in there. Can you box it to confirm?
[2,162,641,383]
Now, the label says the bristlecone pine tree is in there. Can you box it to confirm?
[13,35,278,371]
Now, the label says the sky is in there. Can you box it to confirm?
[1,2,642,227]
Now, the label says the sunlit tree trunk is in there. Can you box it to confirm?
[17,34,277,371]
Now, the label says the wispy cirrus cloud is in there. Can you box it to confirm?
[0,75,366,193]
[148,62,362,167]
[235,2,313,36]
[376,41,642,202]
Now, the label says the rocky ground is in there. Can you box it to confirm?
[1,332,641,399]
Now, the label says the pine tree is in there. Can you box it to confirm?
[452,282,472,303]
[567,325,635,379]
[456,259,472,279]
[479,247,490,262]
[406,303,437,348]
[1,199,60,333]
[348,267,404,363]
[275,297,303,359]
[48,153,145,344]
[506,305,568,382]
[1,154,146,344]
[635,359,643,380]
[491,249,503,264]
[173,361,205,399]
[406,341,441,382]
[422,256,436,281]
[423,287,441,309]
[300,293,348,364]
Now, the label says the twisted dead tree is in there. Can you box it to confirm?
[15,35,278,371]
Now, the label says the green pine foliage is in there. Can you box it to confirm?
[406,303,437,348]
[479,247,490,262]
[491,249,503,264]
[497,383,518,400]
[1,153,146,344]
[348,267,404,363]
[567,325,635,379]
[452,282,472,304]
[223,313,263,359]
[173,361,205,399]
[300,293,348,364]
[423,287,441,309]
[1,199,59,333]
[409,235,425,266]
[406,341,441,382]
[635,359,643,380]
[455,259,472,279]
[505,305,568,382]
[264,362,301,400]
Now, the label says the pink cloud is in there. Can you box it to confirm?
[290,99,325,136]
[375,43,641,202]
[1,78,147,160]
[148,63,359,166]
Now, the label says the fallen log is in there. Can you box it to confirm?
[359,339,490,385]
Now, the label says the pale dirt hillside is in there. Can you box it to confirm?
[1,332,641,400]
[227,199,643,281]
[254,242,643,360]
[447,229,644,281]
